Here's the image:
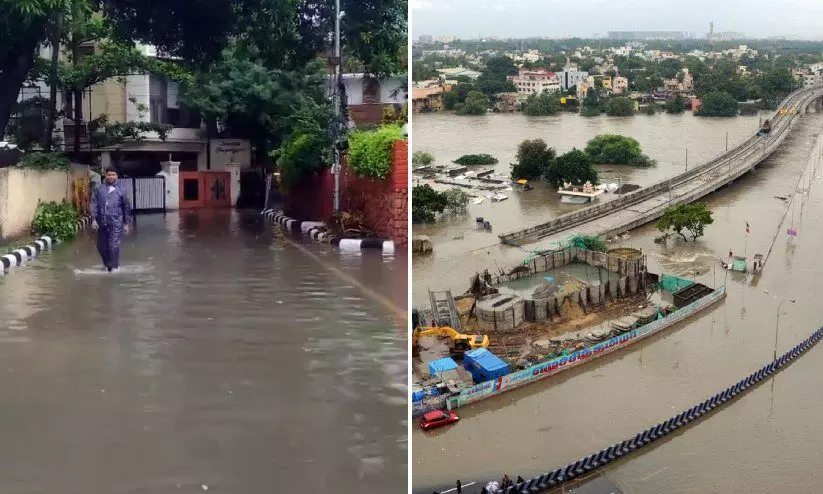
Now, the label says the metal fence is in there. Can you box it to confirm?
[119,176,166,213]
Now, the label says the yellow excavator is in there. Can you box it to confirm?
[412,326,489,355]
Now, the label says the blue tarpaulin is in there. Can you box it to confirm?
[463,348,510,384]
[428,357,459,377]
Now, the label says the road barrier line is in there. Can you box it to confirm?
[460,324,823,494]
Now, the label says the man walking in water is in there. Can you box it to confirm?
[90,167,131,272]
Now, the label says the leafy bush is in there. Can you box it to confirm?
[605,97,635,116]
[696,92,739,117]
[18,152,71,171]
[347,124,405,179]
[642,104,657,115]
[546,148,598,187]
[455,91,488,115]
[413,151,435,166]
[443,188,471,215]
[273,101,334,190]
[522,90,561,116]
[412,184,448,223]
[584,134,654,166]
[580,104,601,117]
[453,154,498,166]
[665,95,685,114]
[510,139,555,180]
[31,201,79,241]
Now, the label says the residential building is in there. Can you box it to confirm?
[412,87,444,112]
[340,74,407,125]
[803,72,823,88]
[557,69,589,91]
[508,69,561,95]
[607,31,691,41]
[612,76,628,94]
[576,80,591,100]
[418,35,433,44]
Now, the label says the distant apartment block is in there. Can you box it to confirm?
[608,31,694,40]
[557,69,589,91]
[508,69,561,95]
[418,35,433,44]
[612,76,628,94]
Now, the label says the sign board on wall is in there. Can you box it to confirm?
[209,139,251,170]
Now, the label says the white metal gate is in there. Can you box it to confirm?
[119,177,166,212]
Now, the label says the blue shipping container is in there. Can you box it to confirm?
[463,348,509,383]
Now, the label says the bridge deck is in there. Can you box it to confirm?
[500,87,823,248]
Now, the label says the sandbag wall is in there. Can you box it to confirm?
[493,324,823,494]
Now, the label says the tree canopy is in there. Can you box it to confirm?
[546,148,598,187]
[656,202,714,242]
[696,92,739,117]
[455,91,488,115]
[605,97,635,117]
[584,134,654,166]
[510,139,555,180]
[522,90,561,116]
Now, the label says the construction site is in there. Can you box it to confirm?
[411,237,721,416]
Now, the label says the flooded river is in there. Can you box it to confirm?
[413,110,823,492]
[0,210,407,493]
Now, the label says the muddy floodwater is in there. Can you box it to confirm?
[413,110,823,493]
[0,210,407,493]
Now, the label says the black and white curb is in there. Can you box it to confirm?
[262,209,395,252]
[1,236,55,275]
[75,216,92,233]
[332,238,395,253]
[0,216,91,276]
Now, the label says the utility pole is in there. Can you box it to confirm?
[332,0,342,213]
[685,148,688,172]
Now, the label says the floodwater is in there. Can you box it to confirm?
[0,210,407,493]
[413,110,771,304]
[413,110,823,492]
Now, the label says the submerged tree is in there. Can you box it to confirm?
[510,139,555,181]
[656,202,714,242]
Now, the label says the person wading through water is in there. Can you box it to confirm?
[90,167,132,272]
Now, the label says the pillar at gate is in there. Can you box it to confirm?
[158,161,181,210]
[223,163,241,207]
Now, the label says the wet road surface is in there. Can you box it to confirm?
[413,111,823,492]
[0,210,407,493]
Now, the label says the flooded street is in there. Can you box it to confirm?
[0,210,407,493]
[413,110,823,492]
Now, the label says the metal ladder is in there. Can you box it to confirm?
[428,290,462,331]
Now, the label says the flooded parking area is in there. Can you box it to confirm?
[0,210,407,493]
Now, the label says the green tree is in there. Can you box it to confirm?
[443,188,471,215]
[642,104,657,115]
[455,91,488,115]
[665,95,685,114]
[522,90,561,116]
[585,134,654,166]
[696,91,739,117]
[453,154,497,165]
[474,56,517,95]
[412,61,437,81]
[605,97,635,116]
[412,184,448,223]
[657,58,683,79]
[412,151,435,166]
[580,87,601,117]
[656,203,714,242]
[510,139,555,180]
[443,82,473,110]
[546,148,598,187]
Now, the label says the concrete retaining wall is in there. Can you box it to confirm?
[0,165,89,240]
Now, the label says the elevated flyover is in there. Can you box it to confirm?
[499,87,823,247]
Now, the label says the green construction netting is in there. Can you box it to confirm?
[520,235,606,265]
[660,274,694,292]
[732,257,748,272]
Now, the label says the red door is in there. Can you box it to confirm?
[203,171,231,208]
[179,171,205,209]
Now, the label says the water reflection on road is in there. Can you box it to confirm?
[0,210,407,493]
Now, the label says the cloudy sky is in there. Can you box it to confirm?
[410,0,823,40]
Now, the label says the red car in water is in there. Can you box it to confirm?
[419,410,459,431]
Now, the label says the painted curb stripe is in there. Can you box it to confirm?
[0,217,90,274]
[261,211,394,251]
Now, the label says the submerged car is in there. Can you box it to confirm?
[419,410,459,431]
